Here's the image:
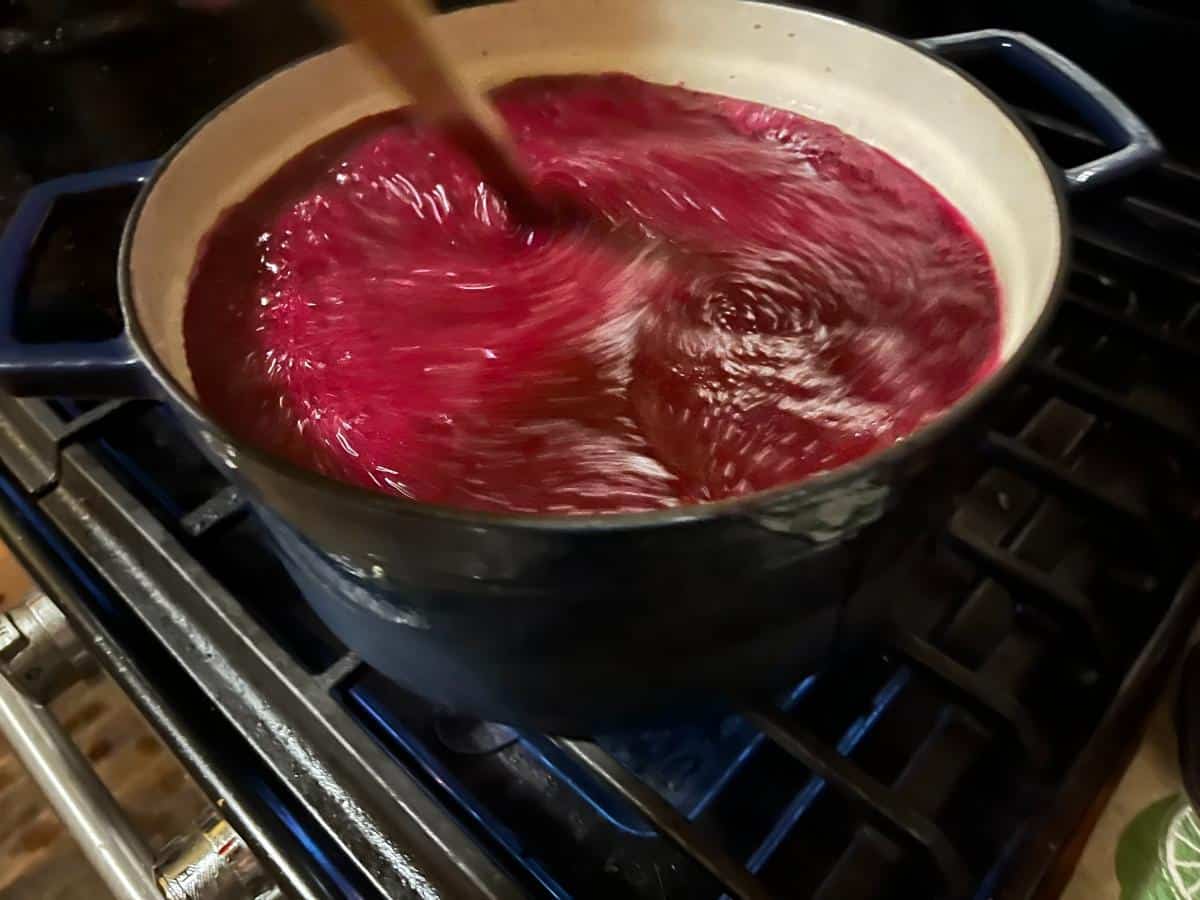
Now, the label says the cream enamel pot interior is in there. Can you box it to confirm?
[0,1,1161,730]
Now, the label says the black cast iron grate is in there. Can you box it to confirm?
[1,111,1200,900]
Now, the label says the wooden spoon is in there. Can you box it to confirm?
[316,0,705,275]
[316,0,548,223]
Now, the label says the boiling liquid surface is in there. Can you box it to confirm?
[185,74,1001,514]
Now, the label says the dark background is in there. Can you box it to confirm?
[3,0,1194,343]
[2,0,1198,192]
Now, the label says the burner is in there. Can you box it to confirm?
[592,678,816,822]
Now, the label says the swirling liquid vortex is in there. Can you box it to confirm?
[185,74,1001,514]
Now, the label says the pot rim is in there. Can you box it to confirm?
[117,1,1070,533]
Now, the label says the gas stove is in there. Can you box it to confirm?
[2,1,1200,898]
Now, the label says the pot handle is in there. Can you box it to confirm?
[0,160,157,396]
[919,30,1162,192]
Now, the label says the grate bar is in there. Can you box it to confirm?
[1072,224,1200,289]
[554,738,773,900]
[947,528,1117,664]
[349,702,573,900]
[983,432,1151,527]
[890,631,1050,770]
[813,826,904,900]
[1029,360,1200,453]
[51,399,142,445]
[0,398,145,496]
[1123,194,1200,237]
[36,443,527,900]
[744,706,971,899]
[0,397,70,493]
[180,484,246,537]
[992,562,1200,898]
[315,652,361,691]
[1063,292,1200,359]
[814,708,987,900]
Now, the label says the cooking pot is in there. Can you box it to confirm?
[0,1,1160,731]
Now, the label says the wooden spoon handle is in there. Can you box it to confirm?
[317,0,544,220]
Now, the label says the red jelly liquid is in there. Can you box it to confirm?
[185,74,1001,514]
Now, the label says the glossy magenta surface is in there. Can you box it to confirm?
[185,74,1000,514]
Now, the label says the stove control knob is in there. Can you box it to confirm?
[156,807,281,900]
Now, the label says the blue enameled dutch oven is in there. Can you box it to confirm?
[0,1,1161,730]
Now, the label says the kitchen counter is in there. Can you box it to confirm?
[1063,702,1179,899]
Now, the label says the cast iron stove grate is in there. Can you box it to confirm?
[1,114,1199,900]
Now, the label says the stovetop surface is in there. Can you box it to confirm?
[3,2,1200,899]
